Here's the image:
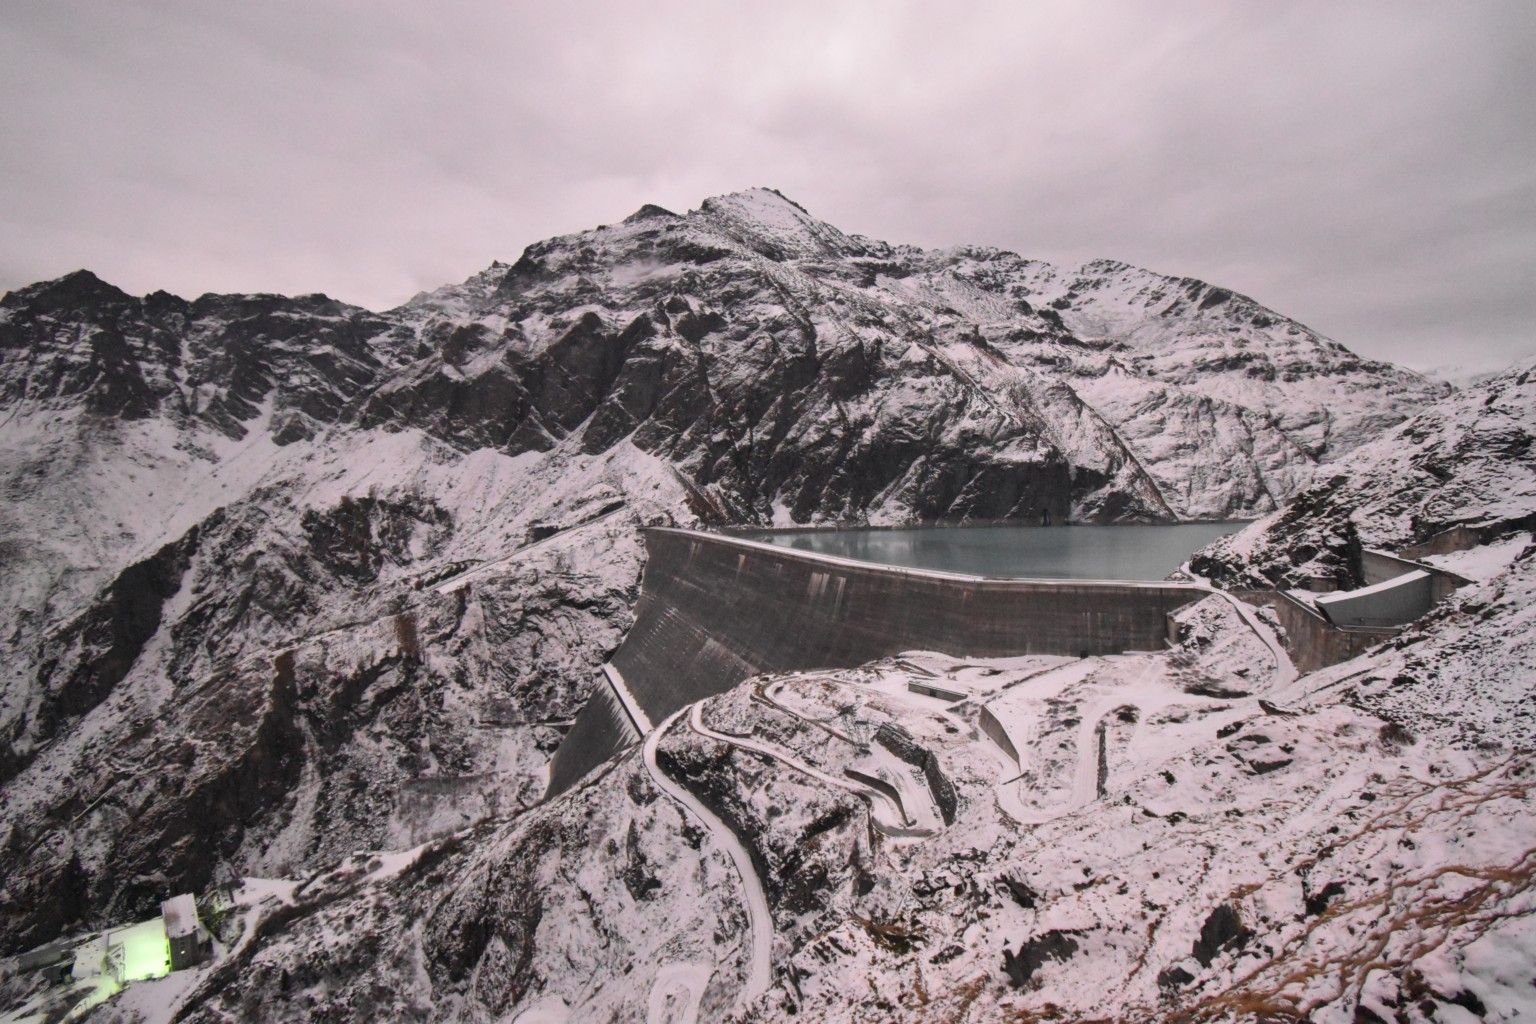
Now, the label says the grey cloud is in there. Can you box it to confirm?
[1,0,1530,372]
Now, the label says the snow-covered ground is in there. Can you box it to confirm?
[55,524,1529,1023]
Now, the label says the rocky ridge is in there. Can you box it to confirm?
[1194,357,1536,589]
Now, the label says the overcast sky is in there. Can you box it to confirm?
[2,1,1531,373]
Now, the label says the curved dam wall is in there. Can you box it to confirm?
[545,683,640,796]
[548,528,1204,795]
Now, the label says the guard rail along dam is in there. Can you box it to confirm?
[548,527,1220,795]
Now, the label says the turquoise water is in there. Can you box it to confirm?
[742,522,1244,581]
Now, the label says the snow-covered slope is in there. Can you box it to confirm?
[0,186,1456,1003]
[81,548,1536,1023]
[899,251,1441,516]
[1194,358,1536,588]
[169,392,1536,1019]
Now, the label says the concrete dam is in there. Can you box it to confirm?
[547,528,1209,794]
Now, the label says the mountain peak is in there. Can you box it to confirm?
[693,187,861,260]
[708,185,809,211]
[623,203,679,224]
[2,268,132,310]
[697,186,814,225]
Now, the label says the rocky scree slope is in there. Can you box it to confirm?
[0,188,1439,965]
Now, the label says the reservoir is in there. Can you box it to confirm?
[740,522,1244,581]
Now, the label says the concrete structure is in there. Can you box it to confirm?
[978,705,1023,768]
[548,528,1205,795]
[161,894,211,971]
[1231,549,1470,668]
[545,528,1480,795]
[1279,549,1471,633]
[907,680,971,702]
[1315,570,1435,629]
[547,685,640,795]
[1,896,212,1021]
[1361,548,1468,600]
[1235,589,1400,675]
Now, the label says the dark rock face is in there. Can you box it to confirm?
[169,746,750,1024]
[1002,930,1081,989]
[0,277,400,442]
[1191,478,1367,589]
[622,820,663,900]
[656,730,862,931]
[1304,880,1347,917]
[370,276,1094,523]
[1157,963,1196,991]
[1192,903,1252,967]
[356,310,637,455]
[20,525,201,780]
[999,877,1040,909]
[299,496,452,584]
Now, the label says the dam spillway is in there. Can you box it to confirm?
[547,527,1210,795]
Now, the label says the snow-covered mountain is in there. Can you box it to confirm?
[55,360,1524,1024]
[101,558,1536,1023]
[0,187,1500,1023]
[1194,357,1536,589]
[375,188,1441,522]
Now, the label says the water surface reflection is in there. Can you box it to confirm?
[745,522,1243,580]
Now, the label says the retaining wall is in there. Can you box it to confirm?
[1234,589,1399,675]
[1361,548,1467,601]
[1317,569,1435,628]
[1397,516,1536,561]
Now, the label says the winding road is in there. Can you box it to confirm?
[976,584,1297,828]
[688,703,925,835]
[641,707,773,1016]
[1188,581,1299,687]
